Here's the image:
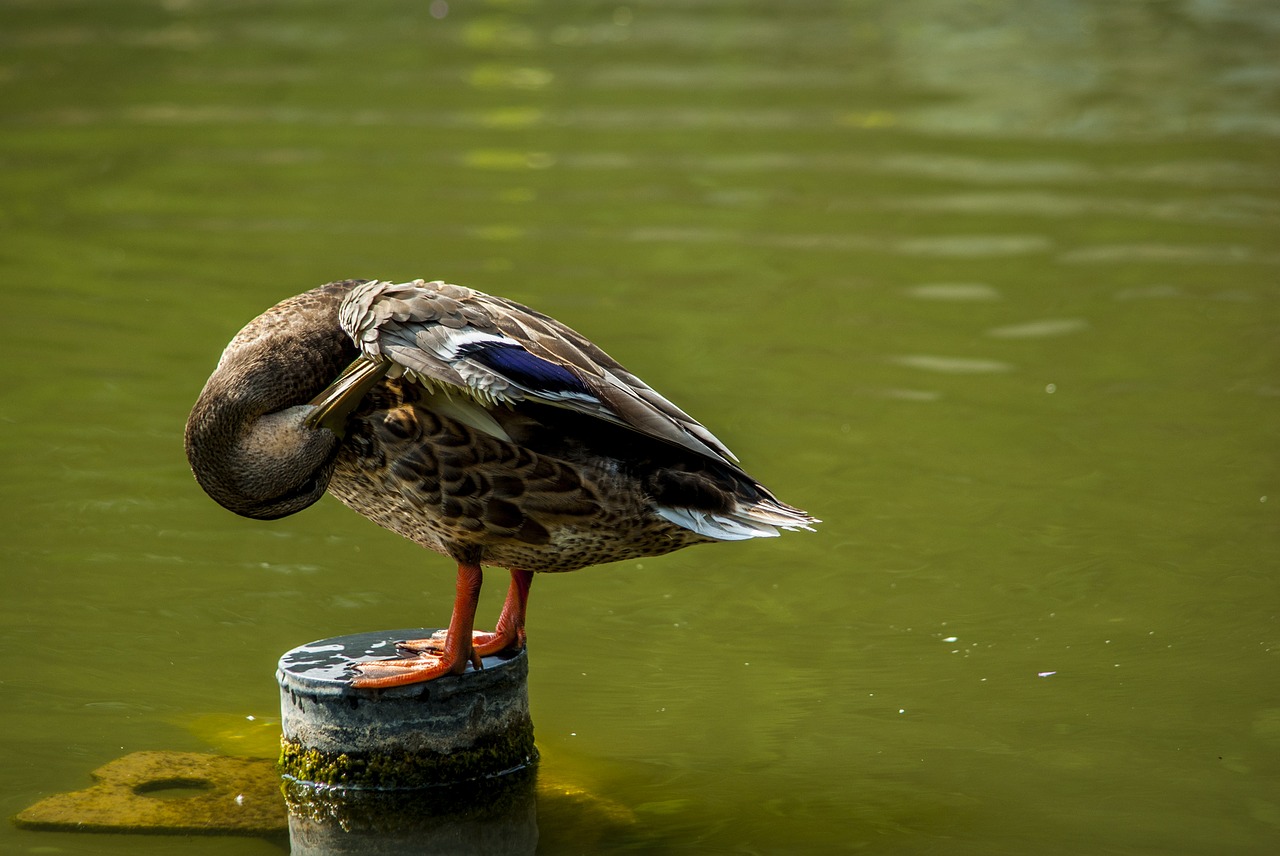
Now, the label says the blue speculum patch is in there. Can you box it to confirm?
[459,341,592,397]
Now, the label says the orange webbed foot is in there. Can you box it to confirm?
[394,630,449,655]
[396,628,524,659]
[349,655,451,688]
[472,625,525,657]
[349,643,479,688]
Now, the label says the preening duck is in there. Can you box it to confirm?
[185,279,817,687]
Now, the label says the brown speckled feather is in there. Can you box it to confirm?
[328,376,713,572]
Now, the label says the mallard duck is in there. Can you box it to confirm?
[185,279,817,687]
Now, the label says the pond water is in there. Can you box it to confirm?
[2,1,1278,854]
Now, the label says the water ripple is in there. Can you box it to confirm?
[1060,244,1279,265]
[890,192,1280,226]
[986,319,1089,339]
[895,235,1052,257]
[906,283,1002,301]
[891,355,1015,374]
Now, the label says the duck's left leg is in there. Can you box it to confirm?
[473,568,533,656]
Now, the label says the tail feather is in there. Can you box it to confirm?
[656,498,819,542]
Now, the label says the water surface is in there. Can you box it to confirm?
[2,1,1278,854]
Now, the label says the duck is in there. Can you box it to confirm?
[184,278,817,687]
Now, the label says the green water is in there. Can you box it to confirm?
[2,1,1278,853]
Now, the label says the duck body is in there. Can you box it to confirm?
[186,278,816,686]
[329,381,717,573]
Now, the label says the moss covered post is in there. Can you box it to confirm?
[277,628,536,790]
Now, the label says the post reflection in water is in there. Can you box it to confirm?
[283,771,538,856]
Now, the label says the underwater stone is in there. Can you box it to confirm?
[13,751,285,836]
[277,628,536,790]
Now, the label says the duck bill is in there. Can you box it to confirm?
[305,356,392,436]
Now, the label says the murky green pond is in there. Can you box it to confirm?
[3,1,1278,853]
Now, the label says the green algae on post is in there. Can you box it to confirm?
[278,720,536,790]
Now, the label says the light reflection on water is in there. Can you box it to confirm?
[1,1,1278,854]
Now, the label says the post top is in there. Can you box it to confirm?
[277,628,525,699]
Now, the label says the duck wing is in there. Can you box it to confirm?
[337,279,740,465]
